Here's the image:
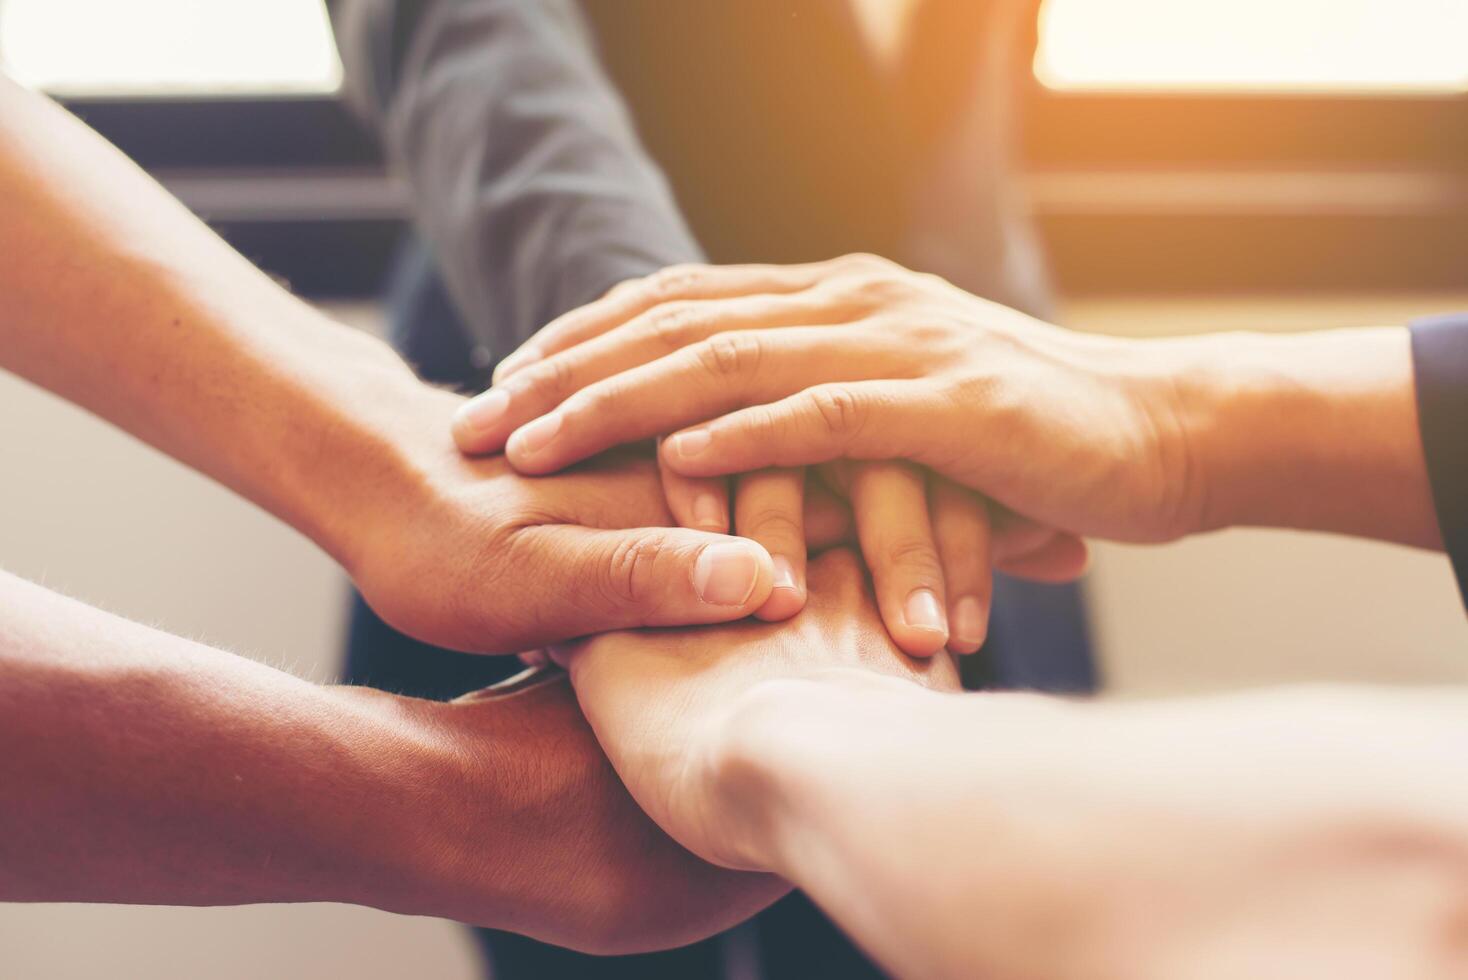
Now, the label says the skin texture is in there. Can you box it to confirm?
[571,650,1468,979]
[0,75,794,945]
[0,74,789,656]
[467,253,1439,553]
[0,571,781,954]
[456,262,1092,655]
[562,548,962,869]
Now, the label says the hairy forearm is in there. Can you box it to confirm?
[1167,326,1438,548]
[725,678,1468,979]
[0,570,453,908]
[0,75,448,569]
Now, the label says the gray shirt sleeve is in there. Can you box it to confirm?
[331,0,703,353]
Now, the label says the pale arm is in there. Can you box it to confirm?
[729,678,1468,979]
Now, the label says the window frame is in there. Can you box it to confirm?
[57,79,1468,298]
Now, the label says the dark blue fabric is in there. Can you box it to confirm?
[1410,313,1468,609]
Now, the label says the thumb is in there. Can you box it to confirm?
[661,381,938,478]
[522,524,775,641]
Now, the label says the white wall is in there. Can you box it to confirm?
[3,296,1467,978]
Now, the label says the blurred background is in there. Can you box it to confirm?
[2,0,1466,976]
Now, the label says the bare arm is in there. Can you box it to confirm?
[730,679,1468,979]
[563,548,1468,977]
[0,569,778,952]
[0,74,775,654]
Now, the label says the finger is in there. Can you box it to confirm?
[991,509,1091,583]
[733,468,807,621]
[660,444,730,533]
[660,380,932,478]
[804,478,854,550]
[848,462,948,657]
[456,293,865,455]
[493,260,846,383]
[513,524,775,646]
[929,478,993,655]
[997,532,1091,583]
[505,329,917,473]
[519,649,551,669]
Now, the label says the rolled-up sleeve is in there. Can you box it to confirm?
[331,0,702,354]
[1410,313,1468,607]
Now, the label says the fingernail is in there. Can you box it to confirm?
[693,492,726,531]
[694,542,762,606]
[772,555,799,593]
[512,412,563,455]
[903,588,947,635]
[671,429,712,458]
[952,596,987,649]
[455,388,511,433]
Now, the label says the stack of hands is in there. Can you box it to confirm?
[369,253,1447,974]
[5,72,1460,978]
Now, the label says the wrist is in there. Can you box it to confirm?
[701,671,943,875]
[1168,327,1436,546]
[273,320,468,575]
[300,685,489,918]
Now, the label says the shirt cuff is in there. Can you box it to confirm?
[1409,313,1468,609]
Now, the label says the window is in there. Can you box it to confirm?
[0,0,341,96]
[1036,0,1468,94]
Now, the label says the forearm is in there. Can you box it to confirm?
[0,570,447,909]
[1166,325,1438,547]
[0,75,453,569]
[727,678,1468,980]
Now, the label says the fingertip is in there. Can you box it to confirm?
[452,390,512,455]
[505,412,566,473]
[947,595,989,655]
[693,537,774,611]
[998,533,1091,583]
[661,427,716,474]
[754,555,806,621]
[894,628,948,658]
[893,587,949,658]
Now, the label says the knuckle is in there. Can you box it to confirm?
[644,263,705,302]
[741,506,803,543]
[806,384,865,439]
[847,271,915,310]
[697,332,762,381]
[838,251,891,273]
[601,534,665,609]
[882,536,945,579]
[526,352,576,399]
[640,300,704,351]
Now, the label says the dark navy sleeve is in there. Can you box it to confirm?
[331,0,702,354]
[1409,313,1468,607]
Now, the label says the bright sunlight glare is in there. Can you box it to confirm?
[0,0,341,96]
[1036,0,1468,94]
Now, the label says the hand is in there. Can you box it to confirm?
[453,254,1190,545]
[341,669,785,953]
[337,385,795,654]
[558,547,962,869]
[452,270,1089,657]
